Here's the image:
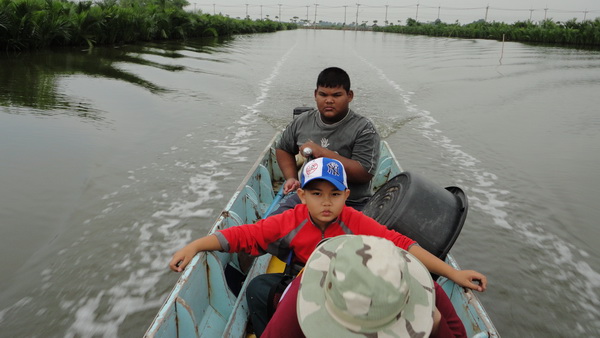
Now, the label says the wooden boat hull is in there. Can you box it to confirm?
[145,132,499,337]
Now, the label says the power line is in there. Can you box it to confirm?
[189,3,600,24]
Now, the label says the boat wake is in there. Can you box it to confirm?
[61,43,299,337]
[359,57,600,334]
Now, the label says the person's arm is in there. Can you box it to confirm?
[408,245,487,292]
[276,148,301,194]
[169,234,222,272]
[299,140,373,184]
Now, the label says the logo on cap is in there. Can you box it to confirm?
[305,162,319,176]
[326,162,340,177]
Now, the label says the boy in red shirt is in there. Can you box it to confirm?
[169,158,487,336]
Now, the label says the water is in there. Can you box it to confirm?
[1,30,599,337]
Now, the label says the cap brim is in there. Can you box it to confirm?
[302,177,347,191]
[297,235,434,337]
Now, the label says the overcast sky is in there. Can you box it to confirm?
[188,1,599,24]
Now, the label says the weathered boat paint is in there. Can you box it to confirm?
[145,132,498,337]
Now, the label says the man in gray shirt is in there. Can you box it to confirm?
[275,67,380,210]
[246,67,381,337]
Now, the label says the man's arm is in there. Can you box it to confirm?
[276,148,301,194]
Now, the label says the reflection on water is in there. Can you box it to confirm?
[0,36,231,122]
[0,34,244,337]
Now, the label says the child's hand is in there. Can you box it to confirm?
[449,269,488,292]
[169,247,197,272]
[168,235,221,272]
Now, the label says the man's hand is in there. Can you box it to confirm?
[283,178,300,194]
[300,141,321,158]
[276,149,301,194]
[298,141,373,184]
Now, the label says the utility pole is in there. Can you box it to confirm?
[529,8,533,21]
[485,5,489,22]
[437,6,441,20]
[385,5,388,25]
[415,3,419,21]
[314,3,319,28]
[260,5,263,20]
[278,4,282,22]
[544,6,548,20]
[343,5,347,25]
[355,3,360,31]
[213,3,215,15]
[306,6,310,23]
[245,3,249,19]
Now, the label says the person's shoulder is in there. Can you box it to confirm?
[283,203,309,221]
[286,109,318,129]
[348,109,367,119]
[340,206,370,222]
[348,110,376,125]
[295,108,319,120]
[291,203,309,213]
[349,113,379,136]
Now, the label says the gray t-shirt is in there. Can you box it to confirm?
[277,109,380,204]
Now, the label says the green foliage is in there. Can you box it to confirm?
[0,0,298,52]
[373,17,600,47]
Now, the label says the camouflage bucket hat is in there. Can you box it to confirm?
[297,235,435,337]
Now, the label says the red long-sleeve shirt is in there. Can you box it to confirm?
[215,204,417,264]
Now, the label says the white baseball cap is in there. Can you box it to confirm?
[300,158,348,191]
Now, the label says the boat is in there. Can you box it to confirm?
[145,128,499,337]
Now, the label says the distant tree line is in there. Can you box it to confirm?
[373,18,600,47]
[0,0,297,52]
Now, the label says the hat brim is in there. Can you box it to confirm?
[297,235,434,337]
[302,177,347,191]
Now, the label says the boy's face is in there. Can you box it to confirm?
[298,180,349,229]
[314,85,354,124]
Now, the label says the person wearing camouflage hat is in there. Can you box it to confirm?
[298,235,435,337]
[261,235,470,338]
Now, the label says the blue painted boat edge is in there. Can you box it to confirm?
[145,133,283,337]
[438,255,500,337]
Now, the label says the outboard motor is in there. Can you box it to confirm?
[363,172,468,261]
[293,106,314,119]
